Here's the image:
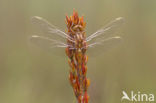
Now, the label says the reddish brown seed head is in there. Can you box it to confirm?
[66,10,89,103]
[65,10,86,33]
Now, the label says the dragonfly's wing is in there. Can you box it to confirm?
[29,35,70,56]
[86,17,124,44]
[86,36,122,57]
[31,16,74,43]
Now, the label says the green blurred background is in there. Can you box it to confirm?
[0,0,156,103]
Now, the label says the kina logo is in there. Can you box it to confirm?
[121,91,154,102]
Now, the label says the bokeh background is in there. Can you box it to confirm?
[0,0,156,103]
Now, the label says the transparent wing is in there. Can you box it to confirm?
[85,17,124,56]
[29,35,71,56]
[86,17,124,44]
[31,16,74,43]
[86,36,122,57]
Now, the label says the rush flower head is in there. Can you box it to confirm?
[65,10,90,103]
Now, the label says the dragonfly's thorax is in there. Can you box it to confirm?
[66,19,87,55]
[69,32,86,53]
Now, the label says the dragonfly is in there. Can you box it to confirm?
[30,16,124,57]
